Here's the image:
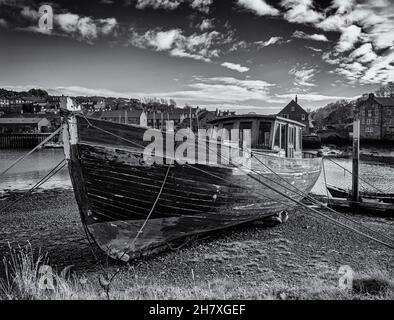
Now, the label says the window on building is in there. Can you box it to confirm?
[375,118,379,125]
[281,124,286,150]
[291,106,295,112]
[240,122,252,146]
[368,110,372,117]
[301,114,306,121]
[223,123,234,140]
[366,119,372,124]
[258,122,272,148]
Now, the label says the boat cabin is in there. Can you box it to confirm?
[209,114,305,159]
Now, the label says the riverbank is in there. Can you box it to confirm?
[0,189,393,299]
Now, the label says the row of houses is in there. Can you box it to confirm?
[90,108,217,130]
[0,95,61,115]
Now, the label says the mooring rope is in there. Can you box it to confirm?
[0,159,66,214]
[325,157,387,194]
[251,153,394,244]
[0,126,63,178]
[117,164,172,262]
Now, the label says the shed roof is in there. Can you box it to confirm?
[209,114,305,127]
[374,97,394,107]
[0,118,45,124]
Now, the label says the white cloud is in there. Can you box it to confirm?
[170,48,211,62]
[134,0,213,13]
[56,13,79,33]
[281,0,324,24]
[330,0,355,15]
[0,18,8,28]
[358,49,394,84]
[129,28,223,63]
[335,25,361,53]
[19,7,118,42]
[276,93,356,102]
[289,65,317,87]
[237,0,280,16]
[20,6,40,20]
[221,62,250,73]
[292,30,328,42]
[190,0,213,14]
[198,18,213,31]
[135,0,182,10]
[349,43,377,64]
[305,46,322,52]
[255,36,283,47]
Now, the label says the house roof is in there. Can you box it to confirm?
[147,112,183,120]
[374,97,394,107]
[209,114,305,127]
[99,110,144,118]
[279,100,308,115]
[0,118,46,124]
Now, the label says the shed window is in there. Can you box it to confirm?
[258,122,272,147]
[223,123,233,140]
[281,124,286,150]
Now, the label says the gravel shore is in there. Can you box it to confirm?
[0,189,393,299]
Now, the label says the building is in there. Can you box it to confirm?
[356,93,394,141]
[278,97,312,134]
[93,110,147,126]
[0,117,51,133]
[0,97,10,108]
[147,111,187,129]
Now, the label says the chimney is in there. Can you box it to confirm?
[295,95,298,103]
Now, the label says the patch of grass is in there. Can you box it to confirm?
[0,244,94,300]
[1,246,392,300]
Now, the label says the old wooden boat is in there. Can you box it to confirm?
[61,98,322,261]
[327,184,394,204]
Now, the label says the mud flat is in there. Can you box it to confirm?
[0,189,393,299]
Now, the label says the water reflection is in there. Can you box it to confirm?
[0,149,71,193]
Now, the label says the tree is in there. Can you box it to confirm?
[375,82,394,97]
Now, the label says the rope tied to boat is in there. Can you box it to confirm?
[0,125,63,178]
[117,164,172,262]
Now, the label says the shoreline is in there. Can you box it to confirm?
[0,188,393,299]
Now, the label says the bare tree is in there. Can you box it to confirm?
[375,82,394,97]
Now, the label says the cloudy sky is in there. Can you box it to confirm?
[0,0,393,113]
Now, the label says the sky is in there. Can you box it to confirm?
[0,0,393,113]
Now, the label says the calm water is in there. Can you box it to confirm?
[1,149,394,196]
[0,149,71,194]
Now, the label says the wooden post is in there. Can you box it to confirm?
[352,119,360,202]
[189,106,192,130]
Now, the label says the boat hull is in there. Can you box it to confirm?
[65,115,322,261]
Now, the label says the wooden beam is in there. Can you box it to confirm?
[352,120,360,202]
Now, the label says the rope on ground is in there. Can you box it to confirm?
[0,159,66,215]
[0,126,63,178]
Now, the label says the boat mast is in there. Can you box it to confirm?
[352,119,360,202]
